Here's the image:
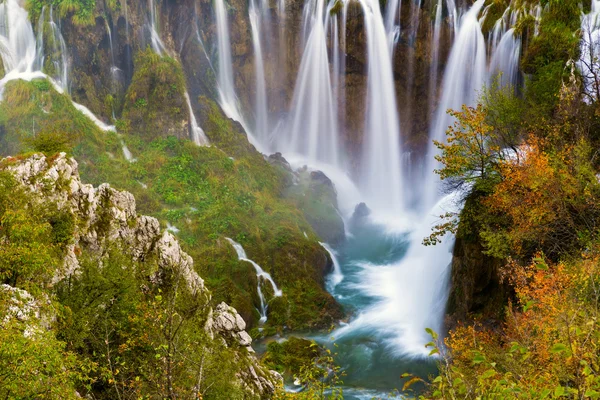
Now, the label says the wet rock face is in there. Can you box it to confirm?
[55,0,456,161]
[447,235,509,326]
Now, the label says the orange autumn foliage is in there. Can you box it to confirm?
[481,138,600,260]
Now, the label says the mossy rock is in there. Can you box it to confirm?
[262,337,320,378]
[122,49,188,141]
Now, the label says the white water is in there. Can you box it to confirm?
[282,0,340,166]
[147,0,166,55]
[35,6,69,92]
[320,242,343,289]
[226,238,282,323]
[425,0,487,209]
[332,192,460,357]
[249,0,270,146]
[357,0,404,214]
[184,92,209,146]
[214,0,248,128]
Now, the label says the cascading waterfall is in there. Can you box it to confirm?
[424,0,486,209]
[0,0,117,136]
[34,6,69,92]
[320,242,343,289]
[214,0,248,130]
[0,0,554,393]
[145,0,208,146]
[147,0,166,54]
[0,0,38,79]
[281,0,339,166]
[384,0,401,52]
[226,238,282,323]
[428,0,444,114]
[357,0,404,214]
[488,7,522,88]
[184,92,210,146]
[248,0,270,146]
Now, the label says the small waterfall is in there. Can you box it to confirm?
[34,6,69,92]
[428,0,444,114]
[384,0,401,53]
[320,242,343,289]
[281,0,339,166]
[104,18,122,119]
[488,27,521,87]
[248,0,270,146]
[357,0,404,214]
[147,0,166,54]
[425,0,486,208]
[184,92,209,146]
[226,238,282,324]
[214,0,248,130]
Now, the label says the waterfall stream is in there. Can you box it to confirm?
[226,238,283,324]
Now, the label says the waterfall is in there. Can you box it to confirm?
[248,0,270,146]
[332,192,460,357]
[214,0,248,130]
[357,0,404,214]
[321,242,343,289]
[0,0,37,77]
[281,0,339,166]
[489,27,521,87]
[148,0,166,54]
[184,92,210,146]
[34,6,69,92]
[384,0,401,53]
[226,238,282,324]
[424,0,486,209]
[428,0,444,115]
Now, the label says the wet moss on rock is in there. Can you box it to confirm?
[121,49,188,141]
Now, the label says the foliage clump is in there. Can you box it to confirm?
[122,49,189,141]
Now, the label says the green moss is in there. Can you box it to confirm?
[520,0,580,113]
[481,0,509,34]
[122,49,188,141]
[330,0,343,15]
[0,78,106,157]
[262,337,320,377]
[27,0,97,26]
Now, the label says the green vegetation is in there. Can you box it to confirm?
[121,49,189,141]
[0,70,342,332]
[0,163,255,399]
[27,0,98,26]
[420,3,600,393]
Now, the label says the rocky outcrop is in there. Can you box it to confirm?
[2,153,279,398]
[207,302,284,396]
[0,285,45,338]
[267,154,346,245]
[446,235,510,328]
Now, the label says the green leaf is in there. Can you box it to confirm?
[481,369,496,379]
[472,353,486,364]
[550,343,567,354]
[425,327,438,340]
